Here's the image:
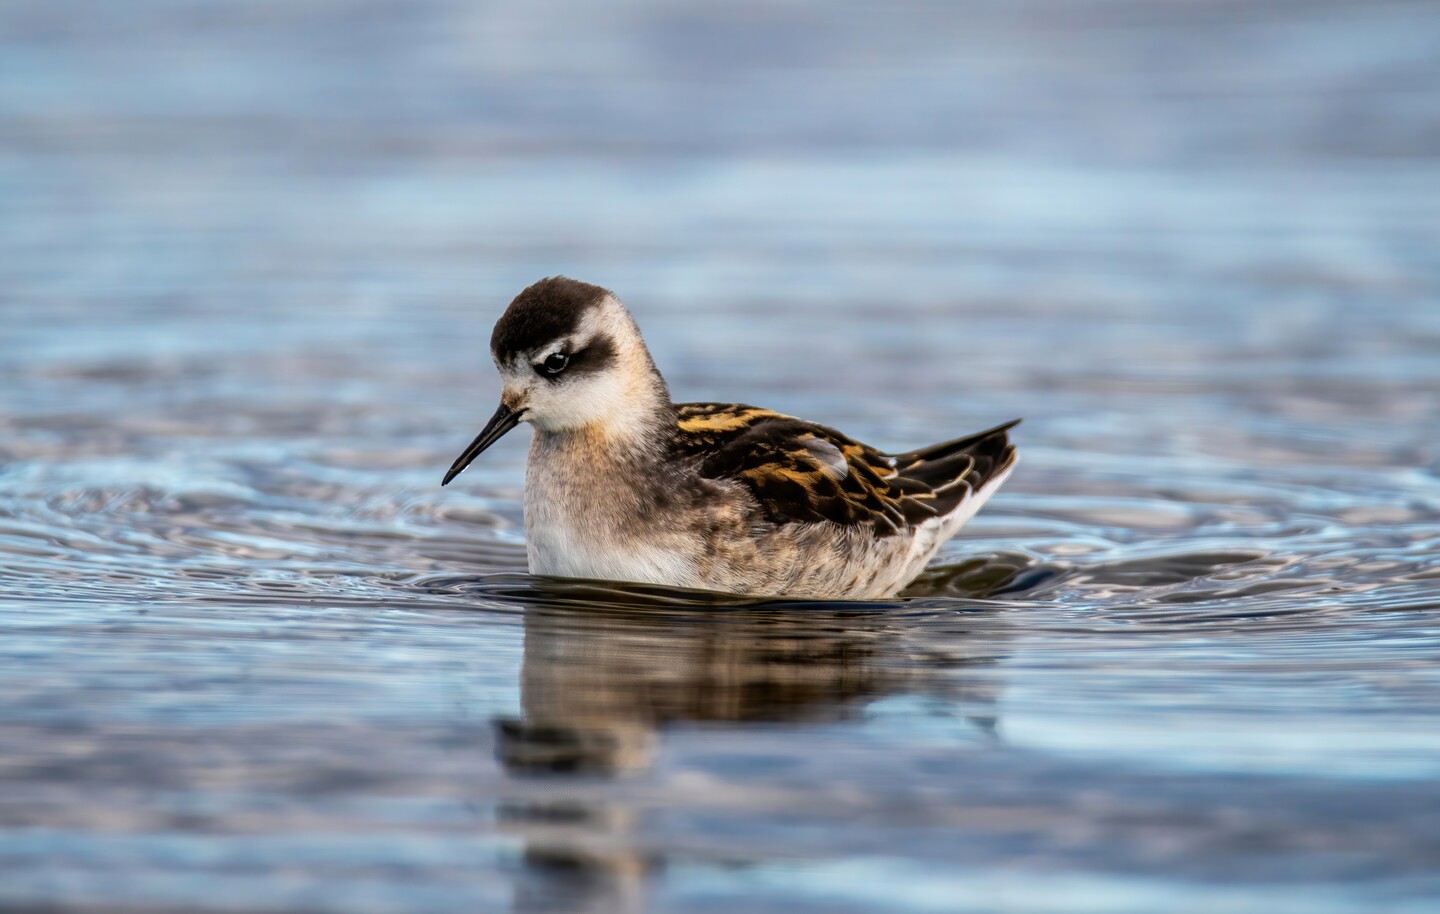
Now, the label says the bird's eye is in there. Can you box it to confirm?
[539,352,570,376]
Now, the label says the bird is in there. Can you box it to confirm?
[441,277,1019,599]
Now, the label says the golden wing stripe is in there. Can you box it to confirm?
[677,407,781,434]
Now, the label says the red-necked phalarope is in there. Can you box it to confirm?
[442,277,1019,599]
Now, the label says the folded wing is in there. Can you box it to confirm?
[674,403,1018,535]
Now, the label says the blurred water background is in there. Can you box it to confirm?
[3,1,1440,912]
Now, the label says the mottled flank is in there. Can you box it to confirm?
[674,403,1019,535]
[490,276,610,359]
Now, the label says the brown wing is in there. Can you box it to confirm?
[674,403,1019,535]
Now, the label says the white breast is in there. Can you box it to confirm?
[524,438,699,587]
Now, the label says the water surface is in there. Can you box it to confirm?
[3,1,1440,912]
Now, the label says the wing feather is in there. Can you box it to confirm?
[674,404,1018,535]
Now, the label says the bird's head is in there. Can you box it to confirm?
[442,277,669,485]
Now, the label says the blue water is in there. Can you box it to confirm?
[3,1,1440,912]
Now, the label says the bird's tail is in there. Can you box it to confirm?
[892,419,1020,517]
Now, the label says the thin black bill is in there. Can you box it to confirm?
[442,404,523,485]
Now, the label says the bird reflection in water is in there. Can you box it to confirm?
[482,566,1025,914]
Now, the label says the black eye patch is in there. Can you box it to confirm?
[532,336,617,381]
